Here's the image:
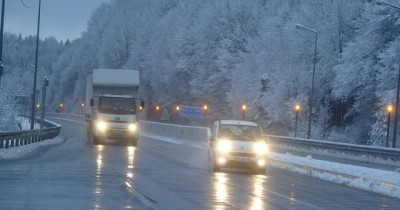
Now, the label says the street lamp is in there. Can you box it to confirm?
[242,104,247,120]
[30,0,42,130]
[156,105,160,111]
[386,104,394,147]
[296,24,318,139]
[176,105,180,111]
[294,104,301,138]
[0,0,5,89]
[203,104,208,116]
[377,0,400,148]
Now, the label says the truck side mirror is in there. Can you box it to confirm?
[140,101,145,109]
[90,99,94,107]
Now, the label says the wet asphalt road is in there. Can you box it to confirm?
[0,117,400,210]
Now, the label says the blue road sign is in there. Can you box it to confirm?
[179,105,206,119]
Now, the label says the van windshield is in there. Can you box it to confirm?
[98,97,136,115]
[218,124,263,141]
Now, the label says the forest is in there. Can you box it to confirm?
[1,0,400,146]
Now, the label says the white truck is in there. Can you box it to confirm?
[85,69,144,146]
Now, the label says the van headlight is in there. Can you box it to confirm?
[217,139,232,154]
[96,121,107,131]
[129,123,137,132]
[254,141,269,155]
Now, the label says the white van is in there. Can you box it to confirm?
[208,120,269,174]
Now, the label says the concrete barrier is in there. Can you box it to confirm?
[140,121,209,146]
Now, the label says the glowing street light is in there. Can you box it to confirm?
[203,104,208,111]
[296,23,318,139]
[156,105,160,111]
[386,104,394,147]
[242,104,247,120]
[81,103,85,108]
[176,106,180,111]
[294,104,301,138]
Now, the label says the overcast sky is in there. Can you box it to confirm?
[3,0,109,42]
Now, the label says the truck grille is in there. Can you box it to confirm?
[229,152,256,157]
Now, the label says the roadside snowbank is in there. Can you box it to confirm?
[0,135,64,160]
[271,153,400,199]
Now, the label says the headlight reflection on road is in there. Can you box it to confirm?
[250,175,266,210]
[213,173,231,210]
[94,145,104,210]
[126,146,136,179]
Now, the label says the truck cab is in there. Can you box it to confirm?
[90,94,140,145]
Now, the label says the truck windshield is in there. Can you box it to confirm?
[98,97,136,115]
[219,125,263,141]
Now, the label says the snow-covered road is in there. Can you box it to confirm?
[1,116,400,209]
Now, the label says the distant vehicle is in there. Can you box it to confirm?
[85,69,144,146]
[208,120,269,174]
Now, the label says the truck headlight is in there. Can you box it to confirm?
[254,141,269,155]
[129,123,137,132]
[96,121,107,131]
[217,139,232,154]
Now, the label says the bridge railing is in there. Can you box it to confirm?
[0,116,61,149]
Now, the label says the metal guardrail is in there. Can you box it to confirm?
[266,134,400,164]
[0,116,61,149]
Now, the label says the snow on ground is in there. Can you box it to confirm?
[0,136,64,160]
[270,153,400,199]
[16,116,40,130]
[141,131,400,199]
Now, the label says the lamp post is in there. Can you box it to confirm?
[296,24,318,139]
[154,105,160,121]
[40,77,48,128]
[203,104,208,127]
[377,1,400,148]
[294,104,301,138]
[81,102,85,114]
[242,104,247,120]
[30,0,42,130]
[203,104,208,117]
[175,105,180,124]
[0,0,5,89]
[386,104,394,147]
[59,103,63,112]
